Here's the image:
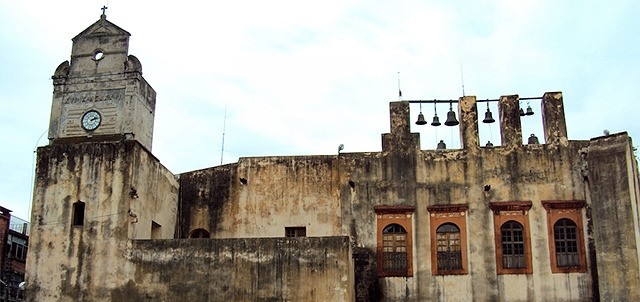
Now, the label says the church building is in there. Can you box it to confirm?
[25,13,640,302]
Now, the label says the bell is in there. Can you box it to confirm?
[486,141,494,147]
[431,114,441,126]
[483,108,495,123]
[437,140,446,149]
[519,108,525,116]
[415,112,427,125]
[528,134,539,144]
[444,109,459,126]
[525,105,534,116]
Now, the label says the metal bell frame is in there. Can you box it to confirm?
[408,96,542,127]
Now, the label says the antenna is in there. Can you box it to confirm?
[459,62,466,96]
[220,104,227,165]
[397,72,402,100]
[28,130,48,219]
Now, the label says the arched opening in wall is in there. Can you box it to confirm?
[411,102,461,150]
[520,99,545,145]
[72,201,85,226]
[189,228,211,238]
[478,100,502,147]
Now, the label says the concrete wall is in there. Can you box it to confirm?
[587,133,640,301]
[26,141,177,302]
[180,156,342,238]
[121,236,353,301]
[178,141,596,301]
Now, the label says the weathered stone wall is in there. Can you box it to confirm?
[334,144,594,301]
[123,236,353,302]
[26,141,178,302]
[178,140,595,300]
[176,96,606,301]
[178,164,238,238]
[587,132,640,301]
[180,156,342,238]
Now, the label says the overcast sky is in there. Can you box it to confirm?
[1,1,638,220]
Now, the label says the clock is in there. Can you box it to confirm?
[81,110,101,131]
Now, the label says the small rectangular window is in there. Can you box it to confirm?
[285,227,306,237]
[72,201,85,226]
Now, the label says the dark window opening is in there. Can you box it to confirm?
[436,223,462,271]
[382,224,408,273]
[7,235,28,262]
[285,227,306,237]
[554,218,580,267]
[72,201,85,226]
[501,221,526,269]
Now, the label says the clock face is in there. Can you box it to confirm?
[81,110,101,131]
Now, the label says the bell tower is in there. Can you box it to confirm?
[27,11,179,301]
[48,11,156,150]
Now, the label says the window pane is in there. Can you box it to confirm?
[436,223,462,272]
[382,224,408,273]
[501,221,526,269]
[554,219,580,267]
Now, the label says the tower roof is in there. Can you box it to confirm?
[72,14,130,42]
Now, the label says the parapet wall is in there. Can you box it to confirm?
[120,236,353,302]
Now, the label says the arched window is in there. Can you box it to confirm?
[554,218,579,267]
[542,200,587,273]
[382,224,407,273]
[501,221,526,269]
[436,223,462,271]
[189,228,211,238]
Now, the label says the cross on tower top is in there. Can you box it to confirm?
[101,6,108,16]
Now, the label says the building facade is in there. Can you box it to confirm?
[0,206,29,301]
[25,14,640,301]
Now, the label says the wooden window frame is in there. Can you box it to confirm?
[382,224,408,273]
[490,201,533,274]
[542,200,587,273]
[375,206,414,277]
[427,204,469,275]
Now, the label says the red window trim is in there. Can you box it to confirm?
[542,200,587,273]
[490,201,533,274]
[428,204,469,275]
[375,205,414,277]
